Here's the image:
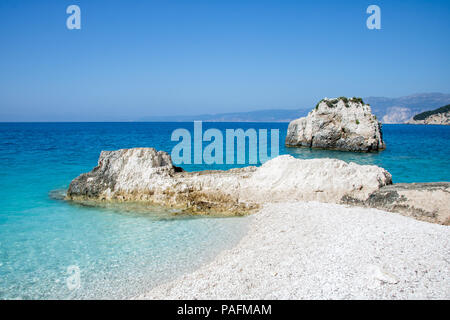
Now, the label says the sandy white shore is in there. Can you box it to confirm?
[138,202,450,300]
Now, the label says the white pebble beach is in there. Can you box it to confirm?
[138,202,450,300]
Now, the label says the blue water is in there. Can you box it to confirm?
[0,122,449,299]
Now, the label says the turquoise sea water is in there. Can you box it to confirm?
[0,122,449,299]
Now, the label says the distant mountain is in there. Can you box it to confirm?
[365,93,450,124]
[139,109,309,122]
[139,93,450,123]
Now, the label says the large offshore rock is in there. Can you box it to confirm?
[286,97,386,152]
[67,148,392,215]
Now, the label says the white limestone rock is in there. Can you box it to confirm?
[242,155,391,203]
[286,97,386,152]
[67,148,392,215]
[343,182,450,225]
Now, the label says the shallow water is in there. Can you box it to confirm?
[0,122,448,299]
[0,194,249,300]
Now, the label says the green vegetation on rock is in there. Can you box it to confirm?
[350,97,364,105]
[413,104,450,121]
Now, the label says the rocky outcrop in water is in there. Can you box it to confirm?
[67,148,392,215]
[286,97,385,152]
[406,105,450,125]
[342,182,450,225]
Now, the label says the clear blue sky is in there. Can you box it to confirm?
[0,0,449,121]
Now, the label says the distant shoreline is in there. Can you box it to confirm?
[2,93,450,123]
[2,121,450,125]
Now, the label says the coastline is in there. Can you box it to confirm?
[137,201,450,300]
[2,123,449,299]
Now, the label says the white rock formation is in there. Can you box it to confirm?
[286,97,386,152]
[343,182,450,225]
[67,148,392,215]
[245,155,390,203]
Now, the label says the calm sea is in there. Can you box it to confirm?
[0,122,448,299]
